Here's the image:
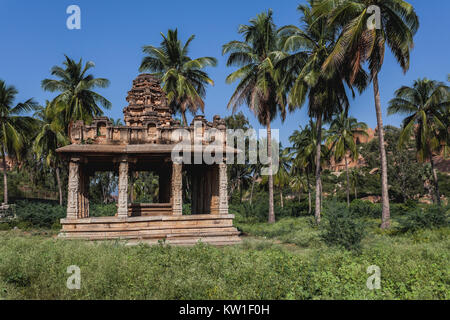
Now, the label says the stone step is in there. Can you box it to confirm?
[59,228,241,240]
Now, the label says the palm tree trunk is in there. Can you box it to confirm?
[56,166,63,206]
[306,172,311,214]
[250,175,256,205]
[429,153,441,206]
[354,185,357,200]
[238,178,242,202]
[267,117,275,224]
[1,147,8,205]
[308,190,311,214]
[345,157,350,207]
[320,179,323,212]
[280,190,284,208]
[182,112,188,127]
[373,74,390,229]
[314,115,322,224]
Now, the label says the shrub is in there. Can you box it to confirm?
[0,223,11,231]
[398,205,449,232]
[13,200,118,228]
[90,203,117,217]
[231,195,311,224]
[349,199,381,218]
[15,200,65,228]
[390,200,419,217]
[321,202,366,251]
[183,203,191,215]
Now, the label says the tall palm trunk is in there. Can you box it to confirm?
[56,166,63,206]
[239,178,243,202]
[280,190,284,208]
[249,175,256,205]
[1,148,7,205]
[267,117,275,224]
[320,179,323,212]
[306,172,311,214]
[345,156,350,207]
[373,74,390,229]
[314,115,322,224]
[429,150,441,206]
[308,189,311,214]
[181,111,188,127]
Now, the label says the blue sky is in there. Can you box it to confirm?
[0,0,449,146]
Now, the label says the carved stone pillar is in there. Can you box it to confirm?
[80,168,90,218]
[118,159,129,218]
[66,159,80,220]
[171,158,183,215]
[218,163,228,215]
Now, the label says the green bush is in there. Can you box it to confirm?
[90,203,117,217]
[349,199,381,218]
[237,217,323,249]
[12,200,117,229]
[0,223,11,231]
[398,205,449,232]
[390,200,419,217]
[15,200,65,228]
[182,203,191,215]
[321,202,366,251]
[231,194,310,223]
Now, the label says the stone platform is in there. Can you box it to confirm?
[58,214,242,246]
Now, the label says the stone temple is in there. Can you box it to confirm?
[56,74,241,245]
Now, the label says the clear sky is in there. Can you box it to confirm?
[1,0,449,146]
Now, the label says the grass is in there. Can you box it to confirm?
[0,213,448,300]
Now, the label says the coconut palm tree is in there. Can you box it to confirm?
[42,55,111,133]
[0,80,38,204]
[327,111,368,206]
[223,10,288,223]
[388,78,450,206]
[290,173,309,205]
[314,0,419,228]
[273,146,291,208]
[33,102,69,206]
[288,120,327,215]
[349,168,363,200]
[139,29,217,126]
[278,2,367,223]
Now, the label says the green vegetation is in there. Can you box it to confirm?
[1,204,448,299]
[321,202,366,251]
